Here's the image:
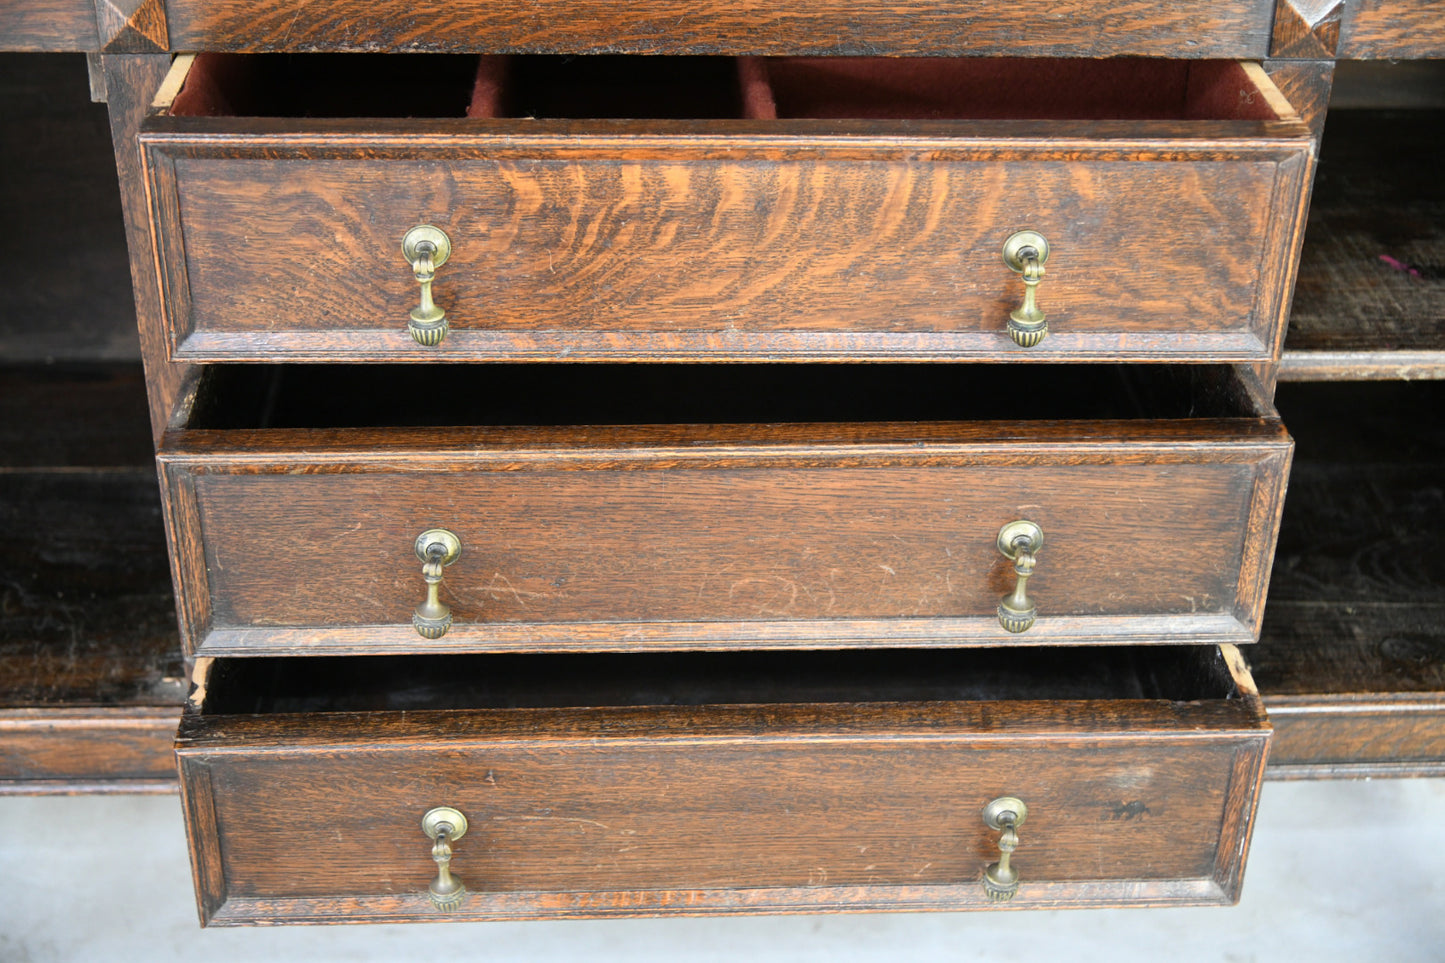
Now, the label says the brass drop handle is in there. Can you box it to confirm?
[402,225,453,346]
[1002,231,1050,347]
[982,796,1027,902]
[422,806,468,911]
[997,520,1043,633]
[413,528,462,639]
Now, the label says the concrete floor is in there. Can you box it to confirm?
[2,779,1442,962]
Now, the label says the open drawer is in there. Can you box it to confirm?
[178,644,1270,924]
[140,53,1313,363]
[157,364,1292,656]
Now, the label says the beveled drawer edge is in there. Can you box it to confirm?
[1233,442,1294,642]
[193,613,1260,659]
[169,331,1280,365]
[1212,644,1270,903]
[201,877,1238,925]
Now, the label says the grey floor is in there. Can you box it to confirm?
[2,779,1442,962]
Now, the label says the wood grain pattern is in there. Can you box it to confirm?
[1255,381,1445,777]
[141,118,1312,363]
[1282,110,1445,381]
[160,0,1275,57]
[158,381,1291,655]
[0,708,178,792]
[1269,0,1343,58]
[0,365,184,792]
[1339,0,1445,58]
[0,0,97,51]
[177,647,1268,923]
[103,53,197,443]
[93,0,166,52]
[1261,60,1334,139]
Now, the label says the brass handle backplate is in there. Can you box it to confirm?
[413,528,461,639]
[982,796,1027,902]
[402,225,452,346]
[1002,231,1050,347]
[422,806,468,911]
[997,520,1043,633]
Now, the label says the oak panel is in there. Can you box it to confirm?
[142,127,1311,362]
[1256,382,1445,778]
[1339,0,1445,58]
[161,0,1275,57]
[177,646,1269,923]
[0,0,97,51]
[158,398,1291,655]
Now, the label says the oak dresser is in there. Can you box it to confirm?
[0,0,1442,926]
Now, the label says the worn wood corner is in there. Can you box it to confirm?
[1270,0,1344,58]
[94,0,169,53]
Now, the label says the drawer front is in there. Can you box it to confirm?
[161,0,1275,57]
[177,649,1270,923]
[158,421,1291,656]
[143,138,1312,363]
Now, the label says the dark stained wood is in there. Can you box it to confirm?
[92,0,167,53]
[1281,109,1445,381]
[178,645,1268,924]
[1262,59,1334,139]
[0,364,150,467]
[1338,0,1445,58]
[0,365,185,792]
[1254,381,1445,777]
[0,55,137,361]
[0,468,181,705]
[1269,0,1343,58]
[161,0,1275,58]
[103,52,197,443]
[139,55,1312,364]
[155,364,1291,656]
[0,0,98,51]
[0,707,179,792]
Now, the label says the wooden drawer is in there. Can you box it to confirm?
[161,0,1277,58]
[157,364,1292,657]
[140,54,1314,364]
[178,644,1270,924]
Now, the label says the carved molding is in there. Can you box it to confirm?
[1271,0,1344,58]
[93,0,168,53]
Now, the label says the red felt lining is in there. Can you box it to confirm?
[168,53,1282,124]
[739,57,1282,122]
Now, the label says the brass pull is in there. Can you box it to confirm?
[1002,231,1050,347]
[982,796,1027,902]
[402,225,452,346]
[422,806,468,911]
[996,520,1043,633]
[413,528,462,639]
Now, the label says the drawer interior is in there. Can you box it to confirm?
[180,363,1273,430]
[198,644,1242,715]
[164,53,1288,123]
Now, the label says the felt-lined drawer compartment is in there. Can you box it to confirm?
[140,53,1313,363]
